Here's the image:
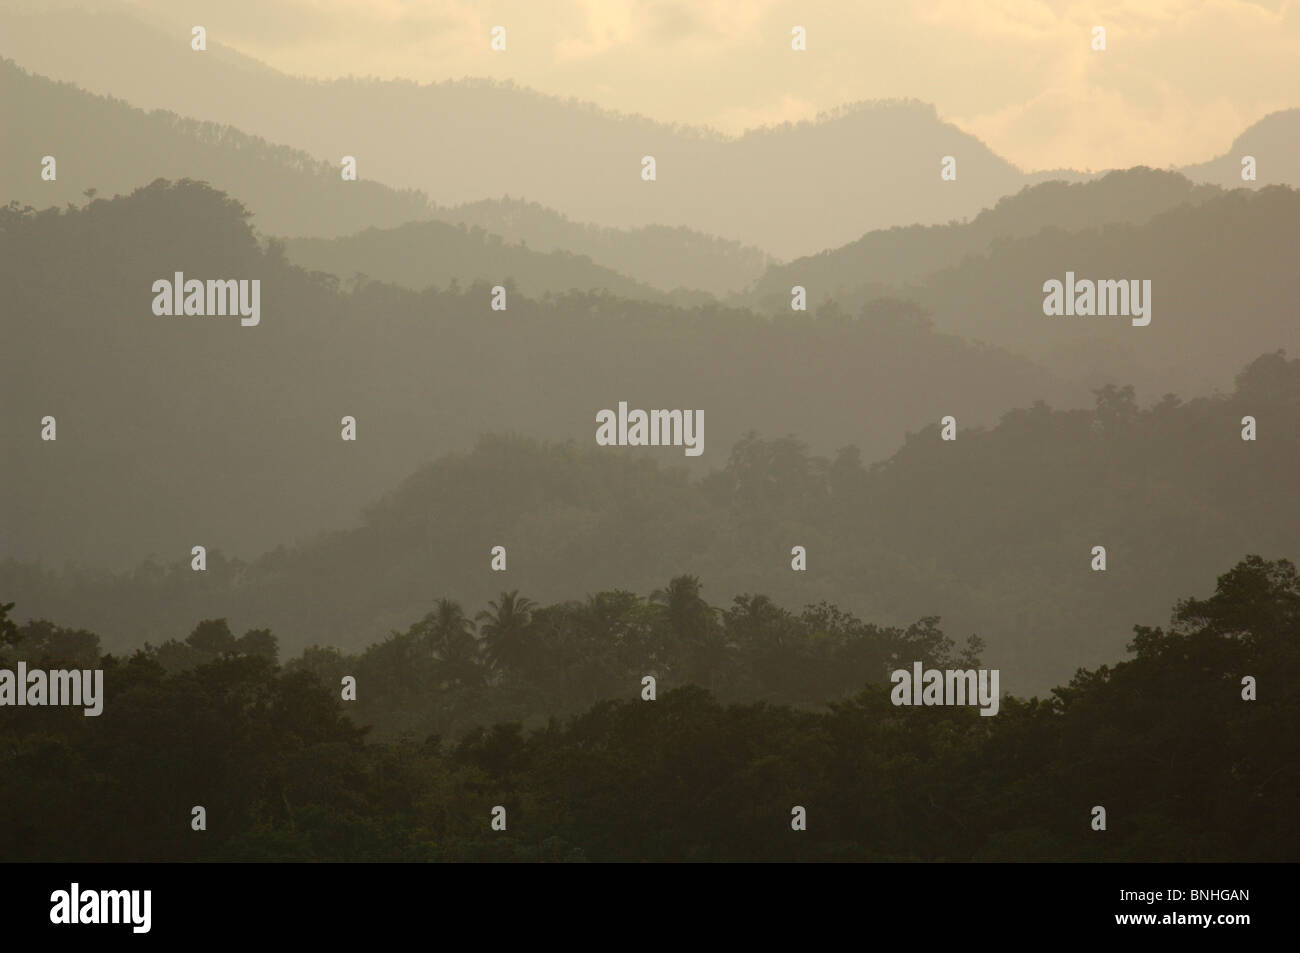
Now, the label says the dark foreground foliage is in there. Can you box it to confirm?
[1,556,1296,862]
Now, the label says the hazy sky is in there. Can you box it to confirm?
[105,0,1300,171]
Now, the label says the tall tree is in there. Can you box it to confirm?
[425,598,484,687]
[476,591,537,676]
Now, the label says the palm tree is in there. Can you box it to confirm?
[476,591,537,675]
[650,575,731,689]
[426,598,483,687]
[650,575,711,641]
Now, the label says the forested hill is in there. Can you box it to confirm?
[6,351,1297,694]
[0,57,432,238]
[1,179,1072,569]
[743,168,1223,305]
[281,220,708,306]
[425,197,771,296]
[902,185,1300,398]
[0,7,1027,258]
[1179,107,1300,187]
[2,55,775,297]
[743,178,1300,400]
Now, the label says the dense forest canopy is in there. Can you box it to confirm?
[2,555,1294,861]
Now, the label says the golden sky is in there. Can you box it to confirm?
[120,0,1300,171]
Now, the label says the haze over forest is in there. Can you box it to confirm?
[1,0,1298,863]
